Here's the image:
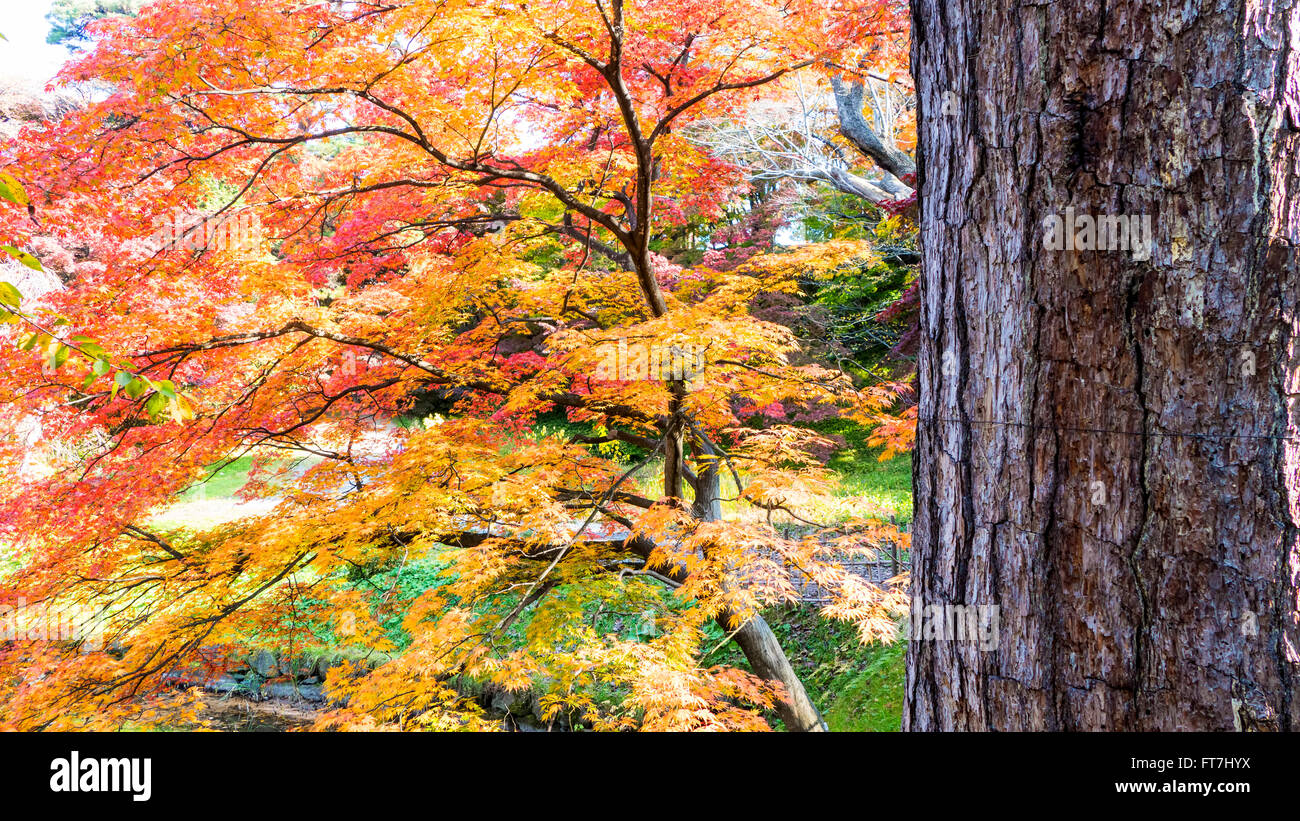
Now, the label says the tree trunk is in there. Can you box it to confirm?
[626,463,828,733]
[692,442,828,731]
[732,615,828,731]
[907,0,1300,730]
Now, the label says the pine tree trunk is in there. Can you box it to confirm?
[907,0,1300,730]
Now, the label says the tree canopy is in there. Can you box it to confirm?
[0,0,915,731]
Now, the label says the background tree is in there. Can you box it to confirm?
[684,62,921,372]
[687,70,916,209]
[908,0,1300,729]
[45,0,145,50]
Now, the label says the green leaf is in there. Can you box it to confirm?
[70,336,107,359]
[20,332,46,351]
[152,379,177,399]
[0,172,28,207]
[124,377,148,400]
[48,343,70,370]
[0,246,42,272]
[92,358,111,377]
[112,370,133,400]
[0,281,21,309]
[145,392,168,420]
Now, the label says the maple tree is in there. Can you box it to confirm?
[0,0,913,731]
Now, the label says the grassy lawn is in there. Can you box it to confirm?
[819,639,907,731]
[148,455,287,531]
[813,416,913,525]
[830,450,911,518]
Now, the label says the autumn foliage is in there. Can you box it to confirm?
[0,0,913,731]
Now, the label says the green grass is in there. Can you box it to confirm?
[830,449,912,521]
[148,455,285,531]
[820,640,907,731]
[177,455,258,501]
[804,417,913,524]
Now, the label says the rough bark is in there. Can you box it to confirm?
[907,0,1300,730]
